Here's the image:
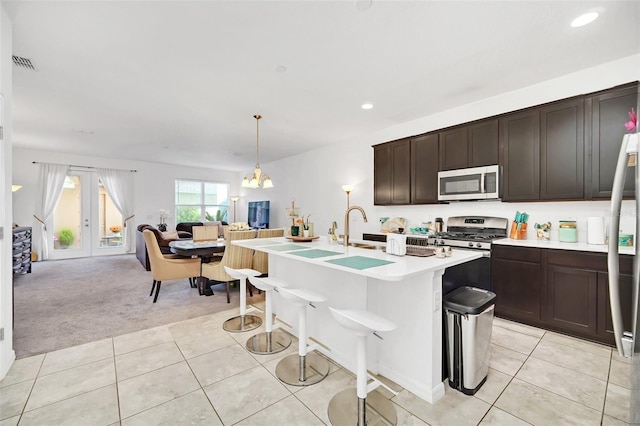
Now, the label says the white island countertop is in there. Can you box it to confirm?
[231,235,483,404]
[232,237,482,281]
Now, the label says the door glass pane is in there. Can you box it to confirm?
[53,176,82,250]
[176,206,201,222]
[205,206,228,222]
[176,181,201,205]
[99,183,123,247]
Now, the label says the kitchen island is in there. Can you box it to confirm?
[233,237,482,404]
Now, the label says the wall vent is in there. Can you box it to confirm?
[12,56,37,71]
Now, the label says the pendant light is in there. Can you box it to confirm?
[241,114,274,189]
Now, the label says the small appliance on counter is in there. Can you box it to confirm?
[386,233,407,256]
[558,220,578,242]
[587,217,606,245]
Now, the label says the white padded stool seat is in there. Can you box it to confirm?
[222,267,263,333]
[249,276,288,292]
[329,307,397,336]
[245,276,292,355]
[274,286,329,386]
[224,266,261,279]
[277,287,327,306]
[328,307,398,426]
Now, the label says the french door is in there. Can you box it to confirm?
[47,170,126,259]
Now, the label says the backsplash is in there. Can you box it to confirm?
[369,199,636,244]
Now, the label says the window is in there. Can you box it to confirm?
[175,180,229,223]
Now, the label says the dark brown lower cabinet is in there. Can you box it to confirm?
[491,246,543,324]
[491,245,632,346]
[546,265,597,336]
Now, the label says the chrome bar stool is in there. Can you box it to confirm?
[275,287,330,386]
[327,307,398,426]
[245,276,292,354]
[222,266,263,332]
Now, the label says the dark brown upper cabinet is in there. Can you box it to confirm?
[411,133,439,204]
[587,84,638,199]
[540,99,585,200]
[499,110,540,201]
[439,119,498,171]
[373,139,411,205]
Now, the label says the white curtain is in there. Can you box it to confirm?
[33,163,69,261]
[96,168,135,252]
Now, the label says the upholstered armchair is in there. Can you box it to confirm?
[201,230,257,303]
[143,230,201,303]
[136,224,190,271]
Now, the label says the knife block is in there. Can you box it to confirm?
[509,221,527,240]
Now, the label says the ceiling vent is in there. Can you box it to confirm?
[12,56,37,71]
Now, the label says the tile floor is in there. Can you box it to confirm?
[0,309,632,425]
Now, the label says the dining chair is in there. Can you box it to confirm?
[252,228,285,276]
[143,230,201,303]
[201,230,257,303]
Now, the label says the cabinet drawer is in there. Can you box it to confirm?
[492,245,540,263]
[547,250,633,274]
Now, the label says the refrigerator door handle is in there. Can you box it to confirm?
[608,134,632,357]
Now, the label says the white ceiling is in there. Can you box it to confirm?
[5,1,640,172]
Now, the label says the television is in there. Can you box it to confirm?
[248,201,270,229]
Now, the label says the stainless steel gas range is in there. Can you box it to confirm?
[434,216,509,294]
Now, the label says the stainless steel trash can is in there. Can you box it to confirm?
[444,286,496,395]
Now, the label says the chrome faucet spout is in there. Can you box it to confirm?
[344,206,368,248]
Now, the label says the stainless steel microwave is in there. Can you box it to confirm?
[437,165,501,201]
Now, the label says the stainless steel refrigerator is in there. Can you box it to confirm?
[608,131,639,424]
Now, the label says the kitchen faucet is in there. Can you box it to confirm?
[344,206,368,248]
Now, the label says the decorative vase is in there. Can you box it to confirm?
[157,223,167,232]
[303,229,310,238]
[291,225,299,237]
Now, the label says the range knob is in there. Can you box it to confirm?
[476,243,482,248]
[468,242,474,248]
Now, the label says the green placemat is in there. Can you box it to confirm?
[291,249,343,259]
[325,256,395,270]
[265,244,309,251]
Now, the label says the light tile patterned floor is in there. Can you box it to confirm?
[0,311,632,425]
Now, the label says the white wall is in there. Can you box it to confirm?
[12,149,243,243]
[0,0,15,379]
[249,55,640,243]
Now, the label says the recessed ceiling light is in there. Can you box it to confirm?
[355,0,372,12]
[361,103,373,110]
[275,65,288,73]
[571,12,599,28]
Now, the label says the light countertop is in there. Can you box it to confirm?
[492,238,635,256]
[232,237,482,281]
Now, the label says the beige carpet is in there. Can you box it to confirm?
[12,254,264,359]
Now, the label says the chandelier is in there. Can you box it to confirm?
[241,114,274,188]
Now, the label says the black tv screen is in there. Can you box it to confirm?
[248,201,270,229]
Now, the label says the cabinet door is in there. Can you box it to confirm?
[468,119,499,167]
[588,84,638,199]
[597,270,634,346]
[374,139,411,205]
[439,126,467,171]
[390,140,411,204]
[373,144,392,205]
[491,250,543,323]
[546,265,597,335]
[411,133,439,204]
[540,99,584,200]
[500,110,540,201]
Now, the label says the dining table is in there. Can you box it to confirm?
[169,239,226,294]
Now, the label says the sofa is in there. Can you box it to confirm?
[136,224,191,271]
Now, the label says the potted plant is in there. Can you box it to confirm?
[158,209,169,232]
[58,228,75,247]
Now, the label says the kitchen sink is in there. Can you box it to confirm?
[348,242,385,250]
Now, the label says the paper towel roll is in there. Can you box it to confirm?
[587,217,605,245]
